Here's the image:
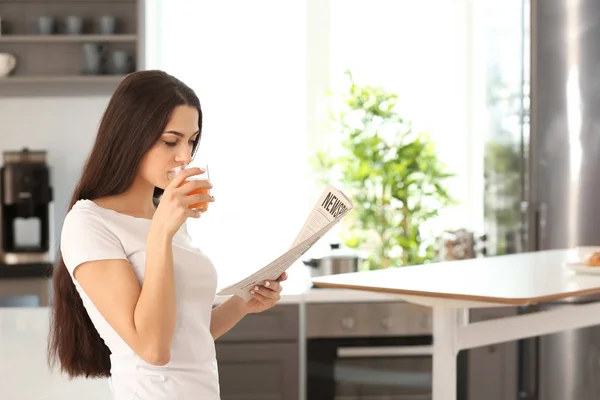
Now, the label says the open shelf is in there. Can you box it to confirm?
[0,34,137,43]
[0,0,142,96]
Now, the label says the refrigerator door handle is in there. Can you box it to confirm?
[536,202,548,251]
[526,201,548,251]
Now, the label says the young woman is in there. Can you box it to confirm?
[47,70,286,399]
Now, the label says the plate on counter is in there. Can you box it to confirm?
[565,261,600,275]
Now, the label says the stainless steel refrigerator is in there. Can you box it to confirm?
[492,0,600,399]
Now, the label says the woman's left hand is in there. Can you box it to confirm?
[244,272,288,314]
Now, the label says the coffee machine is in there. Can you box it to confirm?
[0,148,53,277]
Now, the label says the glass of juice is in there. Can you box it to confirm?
[167,164,210,212]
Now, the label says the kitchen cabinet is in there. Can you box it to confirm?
[216,342,299,400]
[215,303,300,400]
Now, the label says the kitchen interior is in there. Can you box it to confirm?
[1,0,599,399]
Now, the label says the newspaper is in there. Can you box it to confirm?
[216,184,354,301]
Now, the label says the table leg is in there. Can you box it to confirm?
[432,307,465,400]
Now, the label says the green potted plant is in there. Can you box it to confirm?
[312,70,455,270]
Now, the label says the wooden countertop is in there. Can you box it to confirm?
[311,249,600,305]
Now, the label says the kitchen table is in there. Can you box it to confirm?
[311,249,600,400]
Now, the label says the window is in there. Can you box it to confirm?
[323,0,530,255]
[324,0,473,236]
[150,0,312,285]
[470,0,529,255]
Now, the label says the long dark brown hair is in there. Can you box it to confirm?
[47,70,202,378]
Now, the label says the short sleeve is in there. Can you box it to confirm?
[60,208,128,274]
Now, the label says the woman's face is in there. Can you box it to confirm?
[138,105,200,189]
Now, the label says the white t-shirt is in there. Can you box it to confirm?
[60,199,220,400]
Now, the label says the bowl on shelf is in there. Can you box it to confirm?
[0,53,16,77]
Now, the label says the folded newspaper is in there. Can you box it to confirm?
[216,184,355,301]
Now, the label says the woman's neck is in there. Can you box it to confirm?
[94,177,157,219]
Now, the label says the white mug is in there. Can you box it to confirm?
[0,53,16,77]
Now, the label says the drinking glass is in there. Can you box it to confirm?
[167,163,210,212]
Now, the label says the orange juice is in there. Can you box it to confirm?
[180,180,209,212]
[167,165,210,212]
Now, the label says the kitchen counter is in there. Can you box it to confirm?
[213,266,406,305]
[0,266,406,307]
[0,277,51,307]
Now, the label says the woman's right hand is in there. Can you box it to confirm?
[152,167,213,237]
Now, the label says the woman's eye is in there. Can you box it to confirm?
[164,141,177,147]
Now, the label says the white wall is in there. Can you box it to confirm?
[0,96,110,256]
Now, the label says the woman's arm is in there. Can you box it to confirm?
[133,226,178,362]
[74,226,177,366]
[210,272,287,340]
[210,296,249,340]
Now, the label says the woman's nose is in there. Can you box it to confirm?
[175,146,192,164]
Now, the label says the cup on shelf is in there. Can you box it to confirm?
[82,43,105,75]
[99,16,117,35]
[0,53,16,77]
[37,16,55,35]
[111,50,134,75]
[0,17,13,35]
[65,16,84,35]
